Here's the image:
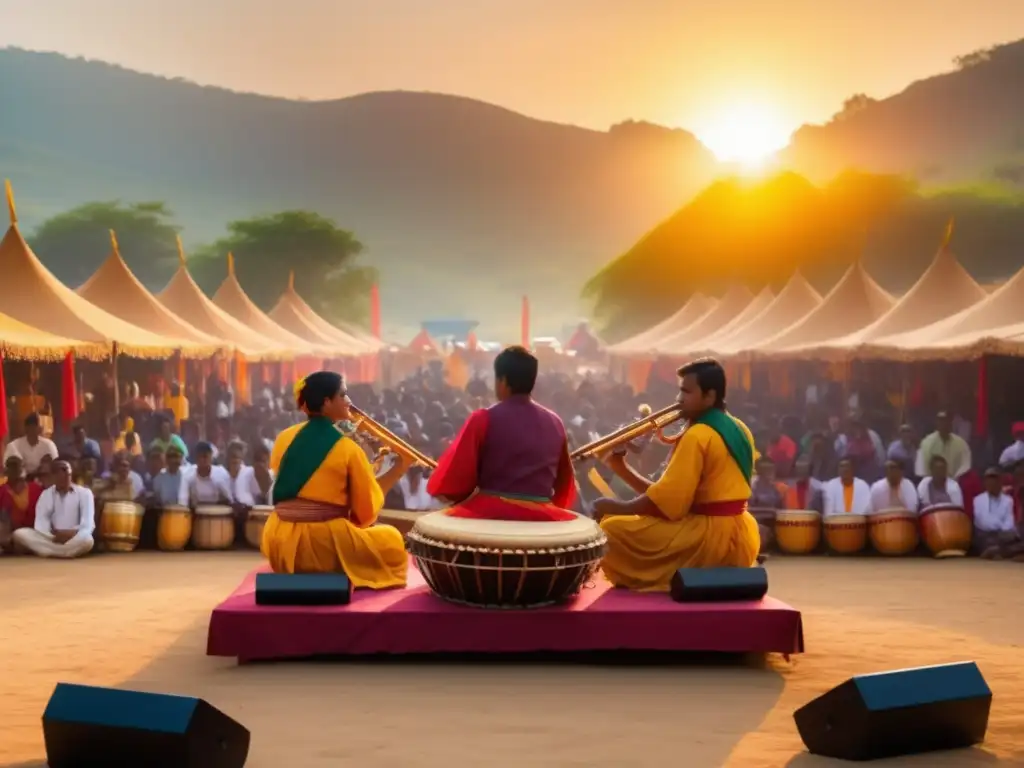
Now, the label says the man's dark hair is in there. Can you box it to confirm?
[24,413,40,428]
[677,357,726,409]
[494,346,538,396]
[194,441,214,456]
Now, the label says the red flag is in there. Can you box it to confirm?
[61,352,79,428]
[370,284,382,339]
[520,295,530,348]
[0,351,8,440]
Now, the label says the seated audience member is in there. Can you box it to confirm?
[13,460,96,558]
[999,423,1024,469]
[4,413,59,475]
[869,459,919,513]
[973,467,1024,560]
[102,452,145,501]
[152,446,187,506]
[250,445,273,504]
[149,415,190,461]
[397,465,441,511]
[822,458,871,517]
[784,457,823,513]
[748,456,787,549]
[179,442,233,507]
[0,456,43,553]
[917,455,964,508]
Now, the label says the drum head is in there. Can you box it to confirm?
[196,505,233,516]
[874,507,916,519]
[412,510,603,550]
[826,514,866,524]
[105,501,144,516]
[921,503,966,516]
[776,510,820,522]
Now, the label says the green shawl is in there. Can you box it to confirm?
[271,416,344,504]
[693,408,754,486]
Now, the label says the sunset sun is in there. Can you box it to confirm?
[696,103,791,165]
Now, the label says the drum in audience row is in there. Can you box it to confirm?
[774,510,821,554]
[245,506,274,550]
[869,508,919,556]
[824,514,867,554]
[193,505,235,550]
[407,511,607,608]
[157,506,193,551]
[100,501,145,552]
[919,503,973,558]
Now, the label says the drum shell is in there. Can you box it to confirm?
[192,506,235,550]
[245,507,273,550]
[101,501,145,552]
[774,511,821,554]
[157,506,193,552]
[919,504,973,557]
[409,531,606,608]
[869,509,919,555]
[824,514,867,554]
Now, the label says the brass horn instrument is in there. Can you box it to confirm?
[569,403,685,462]
[349,405,438,470]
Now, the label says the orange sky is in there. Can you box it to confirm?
[3,0,1024,145]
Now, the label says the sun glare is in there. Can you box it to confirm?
[696,103,792,166]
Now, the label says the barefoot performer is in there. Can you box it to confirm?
[427,345,577,521]
[262,372,412,587]
[594,358,760,590]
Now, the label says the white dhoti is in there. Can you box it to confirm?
[12,528,94,558]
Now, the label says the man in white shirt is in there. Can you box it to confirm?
[398,465,441,511]
[870,460,919,514]
[917,455,964,508]
[823,458,872,517]
[973,467,1022,560]
[13,460,96,558]
[178,442,233,507]
[4,413,59,475]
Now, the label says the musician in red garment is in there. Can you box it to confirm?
[426,345,577,521]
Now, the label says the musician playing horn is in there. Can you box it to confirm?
[427,345,577,521]
[594,358,759,590]
[262,372,413,587]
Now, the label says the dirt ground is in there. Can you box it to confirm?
[2,552,1022,768]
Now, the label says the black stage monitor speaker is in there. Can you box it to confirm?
[670,567,768,602]
[255,571,352,605]
[794,661,991,761]
[43,682,250,768]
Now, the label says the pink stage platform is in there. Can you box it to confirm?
[207,563,804,663]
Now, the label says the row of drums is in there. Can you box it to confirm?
[753,503,974,558]
[98,502,274,553]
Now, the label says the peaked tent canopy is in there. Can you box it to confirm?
[755,261,895,356]
[609,293,717,355]
[407,329,442,354]
[878,264,1024,354]
[0,312,109,361]
[712,272,823,355]
[212,254,329,356]
[811,247,986,357]
[654,285,755,355]
[157,239,291,360]
[267,272,375,354]
[76,230,222,358]
[0,181,193,358]
[672,286,774,355]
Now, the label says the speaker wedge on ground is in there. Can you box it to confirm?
[793,661,991,761]
[43,682,250,768]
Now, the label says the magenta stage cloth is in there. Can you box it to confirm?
[207,562,804,662]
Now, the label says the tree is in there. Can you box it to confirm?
[29,201,181,288]
[188,210,375,327]
[953,48,993,70]
[831,94,877,123]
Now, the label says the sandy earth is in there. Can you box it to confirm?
[2,552,1023,768]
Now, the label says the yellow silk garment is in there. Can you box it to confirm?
[600,421,760,591]
[261,423,407,588]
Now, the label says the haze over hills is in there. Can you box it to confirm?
[2,40,1024,338]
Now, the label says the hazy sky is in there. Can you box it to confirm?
[4,0,1024,146]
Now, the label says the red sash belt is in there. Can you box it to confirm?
[691,499,747,517]
[274,498,351,523]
